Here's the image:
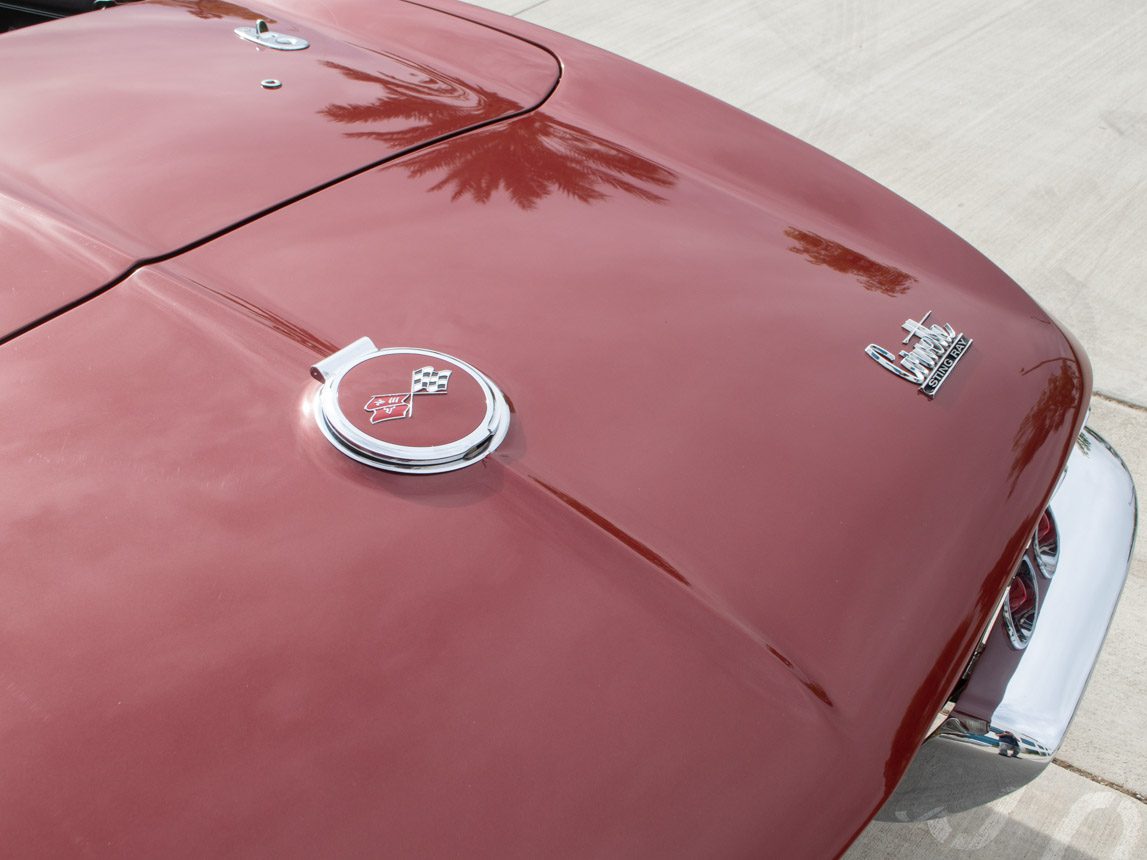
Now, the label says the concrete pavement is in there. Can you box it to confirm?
[854,761,1144,858]
[469,1,1147,856]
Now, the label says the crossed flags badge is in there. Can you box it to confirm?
[364,366,452,424]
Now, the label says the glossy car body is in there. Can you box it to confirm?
[0,1,1136,856]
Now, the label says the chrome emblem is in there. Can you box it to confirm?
[364,366,453,424]
[310,339,510,474]
[235,20,310,51]
[865,310,972,398]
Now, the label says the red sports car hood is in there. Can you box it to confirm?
[0,5,1087,858]
[0,0,557,339]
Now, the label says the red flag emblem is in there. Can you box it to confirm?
[364,366,451,424]
[364,393,412,423]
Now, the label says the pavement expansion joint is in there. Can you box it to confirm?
[510,1,551,17]
[1094,391,1147,414]
[1053,759,1147,805]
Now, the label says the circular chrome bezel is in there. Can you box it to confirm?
[1002,558,1039,650]
[1033,508,1060,579]
[314,347,510,474]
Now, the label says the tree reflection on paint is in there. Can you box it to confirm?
[320,60,676,209]
[203,287,338,358]
[397,113,676,209]
[784,228,916,296]
[1008,359,1081,494]
[320,59,500,146]
[151,0,272,22]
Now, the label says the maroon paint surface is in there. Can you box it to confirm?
[0,1,1089,857]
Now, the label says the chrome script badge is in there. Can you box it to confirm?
[865,311,972,398]
[364,366,453,424]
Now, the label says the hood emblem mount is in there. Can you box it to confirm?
[311,338,510,474]
[235,20,310,52]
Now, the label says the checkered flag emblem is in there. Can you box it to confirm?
[364,366,452,424]
[411,366,452,394]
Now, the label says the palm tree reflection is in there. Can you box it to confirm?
[784,228,916,296]
[151,0,272,22]
[399,113,677,209]
[320,59,500,147]
[320,60,676,210]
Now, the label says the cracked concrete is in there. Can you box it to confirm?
[467,0,1147,855]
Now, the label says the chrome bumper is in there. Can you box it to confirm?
[881,426,1137,818]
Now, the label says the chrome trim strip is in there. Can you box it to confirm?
[1033,508,1060,579]
[1000,557,1038,650]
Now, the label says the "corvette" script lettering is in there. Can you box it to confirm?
[865,311,972,398]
